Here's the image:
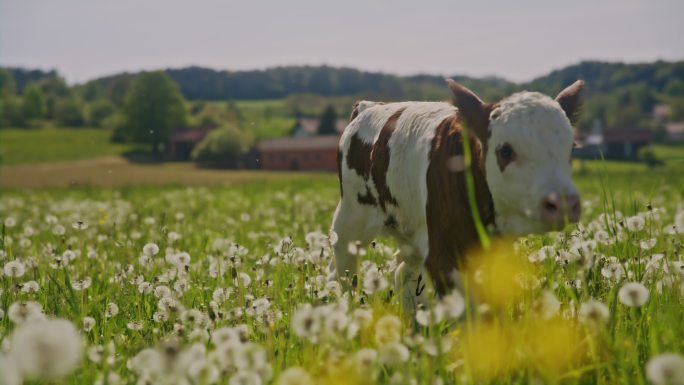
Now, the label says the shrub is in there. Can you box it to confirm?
[191,124,253,167]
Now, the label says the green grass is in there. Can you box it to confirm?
[0,164,682,385]
[0,128,134,165]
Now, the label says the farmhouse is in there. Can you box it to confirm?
[602,128,653,159]
[258,135,339,171]
[574,126,653,160]
[168,126,216,160]
[290,117,347,137]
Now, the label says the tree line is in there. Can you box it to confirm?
[1,60,683,143]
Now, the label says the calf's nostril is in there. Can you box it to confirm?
[544,201,558,213]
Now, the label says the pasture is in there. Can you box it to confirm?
[0,159,683,385]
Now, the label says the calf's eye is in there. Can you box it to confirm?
[496,143,516,172]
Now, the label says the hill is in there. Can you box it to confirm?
[3,60,684,132]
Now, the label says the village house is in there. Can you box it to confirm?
[574,124,653,160]
[168,126,216,160]
[258,118,348,171]
[258,135,339,171]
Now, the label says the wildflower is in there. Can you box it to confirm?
[534,290,561,319]
[0,354,22,385]
[4,217,16,228]
[618,282,650,307]
[21,281,39,293]
[142,243,160,256]
[291,304,320,342]
[11,318,82,380]
[439,291,466,319]
[363,268,389,294]
[72,220,88,230]
[83,317,96,332]
[277,367,314,385]
[87,345,104,363]
[229,370,262,385]
[626,216,645,232]
[8,301,44,324]
[72,277,92,290]
[422,336,453,356]
[378,341,410,366]
[640,238,657,250]
[154,285,172,298]
[374,315,402,345]
[531,245,556,262]
[212,287,232,303]
[3,260,25,277]
[168,231,181,242]
[416,306,445,327]
[127,321,144,331]
[347,241,367,257]
[188,359,220,384]
[578,299,610,325]
[138,282,153,294]
[601,259,625,281]
[646,353,684,385]
[106,302,119,318]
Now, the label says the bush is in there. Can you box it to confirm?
[191,124,253,167]
[638,147,664,168]
[54,98,85,127]
[88,100,116,127]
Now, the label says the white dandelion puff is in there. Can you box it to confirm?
[3,260,25,278]
[578,299,610,325]
[626,216,645,232]
[618,282,650,307]
[646,353,684,385]
[277,367,314,385]
[378,342,410,366]
[83,317,96,332]
[142,243,160,256]
[105,302,119,318]
[72,277,92,291]
[11,318,82,380]
[374,315,402,345]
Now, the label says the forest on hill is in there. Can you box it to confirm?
[2,60,683,134]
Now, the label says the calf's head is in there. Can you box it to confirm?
[448,80,583,235]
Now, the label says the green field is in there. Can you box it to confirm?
[0,128,134,165]
[0,161,683,385]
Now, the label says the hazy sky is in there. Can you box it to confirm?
[1,0,683,84]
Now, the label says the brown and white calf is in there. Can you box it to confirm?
[330,80,583,311]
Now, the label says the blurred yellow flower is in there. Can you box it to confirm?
[466,239,536,308]
[521,318,586,380]
[459,322,516,382]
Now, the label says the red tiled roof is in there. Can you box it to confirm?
[258,135,339,152]
[603,128,652,143]
[296,118,348,135]
[169,126,215,142]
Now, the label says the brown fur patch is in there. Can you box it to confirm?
[350,101,361,121]
[555,80,584,125]
[370,108,405,211]
[425,115,495,295]
[357,186,377,206]
[336,145,344,197]
[346,134,373,180]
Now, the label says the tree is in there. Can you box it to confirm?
[88,99,116,127]
[0,69,17,127]
[120,72,187,152]
[191,124,253,167]
[317,105,338,135]
[54,98,85,127]
[21,83,45,120]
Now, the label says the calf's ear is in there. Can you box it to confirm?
[555,80,584,125]
[447,79,493,143]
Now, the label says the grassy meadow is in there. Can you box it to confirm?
[1,147,684,385]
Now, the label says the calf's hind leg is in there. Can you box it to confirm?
[328,200,379,286]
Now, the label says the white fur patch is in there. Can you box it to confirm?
[486,92,577,234]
